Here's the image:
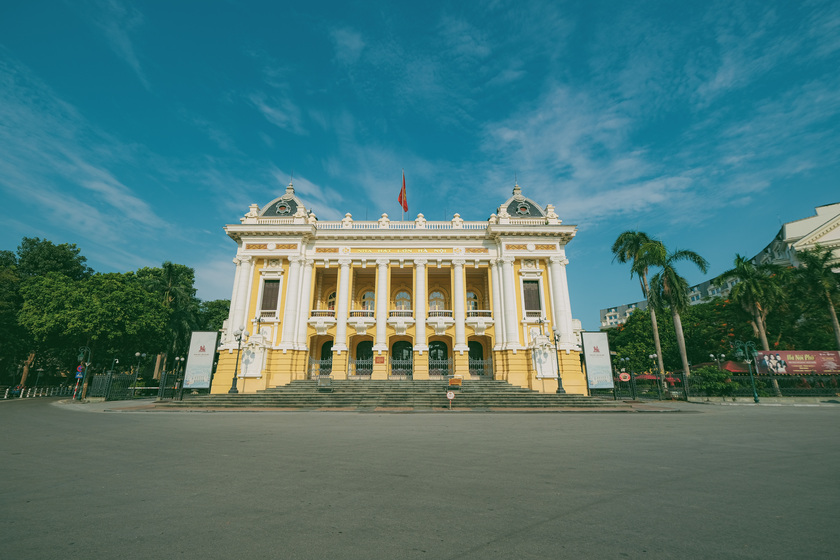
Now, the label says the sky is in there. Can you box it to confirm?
[1,0,839,331]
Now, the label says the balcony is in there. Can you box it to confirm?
[466,310,494,336]
[387,308,414,336]
[427,309,454,336]
[308,309,336,335]
[348,309,375,335]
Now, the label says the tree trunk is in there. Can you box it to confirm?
[641,277,667,390]
[754,303,770,351]
[827,289,840,351]
[672,308,691,386]
[19,351,36,386]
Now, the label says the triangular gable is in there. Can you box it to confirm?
[793,212,840,250]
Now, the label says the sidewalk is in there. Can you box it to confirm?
[52,397,696,413]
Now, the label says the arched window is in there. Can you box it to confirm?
[361,290,375,311]
[395,291,411,310]
[429,291,446,310]
[327,291,336,310]
[466,291,479,311]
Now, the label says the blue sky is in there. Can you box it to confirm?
[1,0,838,331]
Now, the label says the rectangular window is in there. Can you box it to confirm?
[261,280,280,311]
[523,280,541,312]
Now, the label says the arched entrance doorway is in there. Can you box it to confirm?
[468,340,486,376]
[353,340,373,377]
[390,340,413,378]
[429,340,450,377]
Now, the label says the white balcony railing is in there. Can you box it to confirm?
[310,310,336,318]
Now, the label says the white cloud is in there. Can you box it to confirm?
[87,0,150,90]
[248,92,306,135]
[330,27,365,66]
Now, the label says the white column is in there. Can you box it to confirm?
[295,258,314,350]
[373,258,389,353]
[334,258,352,352]
[225,257,243,344]
[490,259,505,350]
[413,259,428,352]
[501,256,521,349]
[549,256,576,348]
[452,259,468,353]
[232,256,253,334]
[279,256,302,349]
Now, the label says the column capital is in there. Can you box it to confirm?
[376,258,390,267]
[452,259,466,267]
[414,258,428,266]
[304,258,315,267]
[550,256,569,266]
[288,255,302,263]
[501,256,515,264]
[236,255,253,265]
[338,258,353,267]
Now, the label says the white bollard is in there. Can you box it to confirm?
[3,388,8,399]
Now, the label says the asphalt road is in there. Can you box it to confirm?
[1,398,837,559]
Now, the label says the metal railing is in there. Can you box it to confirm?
[309,358,333,379]
[349,358,373,378]
[687,374,840,398]
[389,358,413,379]
[428,310,453,318]
[3,386,74,399]
[428,358,452,378]
[469,358,493,377]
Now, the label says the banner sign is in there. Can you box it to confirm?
[581,332,614,389]
[183,331,219,389]
[754,351,840,375]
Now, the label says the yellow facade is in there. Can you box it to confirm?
[213,184,586,395]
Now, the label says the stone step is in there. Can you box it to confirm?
[166,378,627,409]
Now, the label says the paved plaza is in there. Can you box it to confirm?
[1,398,837,559]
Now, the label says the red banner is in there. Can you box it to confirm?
[754,351,840,375]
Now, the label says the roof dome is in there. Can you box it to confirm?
[497,184,545,218]
[259,182,307,217]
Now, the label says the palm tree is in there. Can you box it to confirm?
[716,255,784,351]
[646,244,709,381]
[795,245,840,349]
[611,231,667,388]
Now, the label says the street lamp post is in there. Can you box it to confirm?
[550,328,566,394]
[132,352,146,397]
[35,368,44,391]
[648,353,663,400]
[229,328,249,394]
[174,356,185,400]
[710,353,725,370]
[733,340,760,403]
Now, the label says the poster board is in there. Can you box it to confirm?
[581,332,614,389]
[183,331,218,389]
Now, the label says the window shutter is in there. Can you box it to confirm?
[523,280,541,311]
[261,280,280,311]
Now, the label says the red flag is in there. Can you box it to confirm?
[398,171,408,212]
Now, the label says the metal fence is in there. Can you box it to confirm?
[428,358,451,378]
[3,386,74,399]
[469,358,493,377]
[308,358,333,379]
[687,374,840,398]
[389,358,413,379]
[348,357,373,378]
[88,372,143,401]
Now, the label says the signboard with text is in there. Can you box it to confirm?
[183,331,219,389]
[581,332,614,389]
[754,351,840,375]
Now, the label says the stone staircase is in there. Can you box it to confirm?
[164,378,630,409]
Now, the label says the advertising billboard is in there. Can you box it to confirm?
[754,351,840,375]
[581,332,614,389]
[183,331,219,389]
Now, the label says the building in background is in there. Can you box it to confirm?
[215,183,587,394]
[600,202,840,329]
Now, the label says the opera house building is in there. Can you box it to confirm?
[213,183,587,395]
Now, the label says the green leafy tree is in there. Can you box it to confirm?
[794,245,840,349]
[611,231,668,382]
[16,237,92,280]
[197,299,230,332]
[647,243,709,378]
[134,262,199,360]
[715,255,784,351]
